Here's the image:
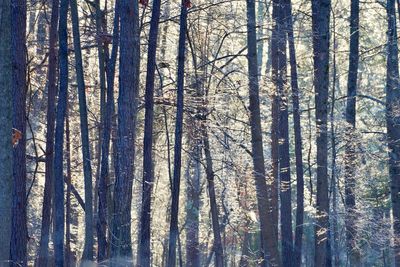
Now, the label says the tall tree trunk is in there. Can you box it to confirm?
[53,0,69,263]
[98,0,120,261]
[10,0,27,265]
[311,0,331,265]
[70,0,95,261]
[93,0,106,243]
[138,0,162,265]
[167,0,188,265]
[0,0,13,262]
[344,0,361,265]
[386,0,400,265]
[272,0,293,265]
[330,17,340,267]
[110,0,140,263]
[70,0,95,262]
[202,126,224,267]
[284,1,305,266]
[185,146,201,267]
[37,0,59,265]
[246,0,281,265]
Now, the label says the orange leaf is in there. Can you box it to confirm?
[12,128,22,147]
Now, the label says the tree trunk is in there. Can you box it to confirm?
[272,0,293,265]
[10,0,27,265]
[246,0,281,265]
[110,0,140,264]
[98,0,120,262]
[138,0,162,265]
[386,0,400,265]
[185,147,201,267]
[344,0,361,265]
[70,0,95,262]
[202,126,224,267]
[167,0,188,265]
[284,1,304,266]
[0,0,13,262]
[65,104,72,267]
[37,0,59,265]
[53,0,69,263]
[311,0,331,265]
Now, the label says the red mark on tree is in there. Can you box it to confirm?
[184,0,192,8]
[139,0,148,7]
[12,128,22,147]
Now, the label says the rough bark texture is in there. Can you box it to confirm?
[138,0,162,265]
[167,1,188,265]
[110,0,139,264]
[0,0,13,262]
[10,0,27,266]
[37,0,59,265]
[246,0,281,265]
[386,0,400,266]
[344,0,361,265]
[311,0,331,265]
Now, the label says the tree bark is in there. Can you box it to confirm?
[386,0,400,265]
[202,126,224,267]
[185,147,201,267]
[311,0,331,265]
[246,0,281,265]
[10,0,27,265]
[284,1,304,266]
[53,0,69,263]
[98,0,120,262]
[138,0,162,265]
[110,0,140,264]
[70,0,95,262]
[0,0,13,262]
[167,0,188,265]
[272,0,293,265]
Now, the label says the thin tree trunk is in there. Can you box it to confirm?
[37,0,59,264]
[138,0,162,265]
[10,0,27,265]
[284,1,304,266]
[53,0,69,263]
[93,0,106,247]
[344,0,361,264]
[110,0,140,263]
[246,0,281,265]
[98,0,120,262]
[167,0,189,265]
[0,0,13,262]
[311,0,331,265]
[202,127,224,267]
[65,104,72,267]
[70,0,95,262]
[185,147,201,267]
[386,0,400,265]
[330,16,340,267]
